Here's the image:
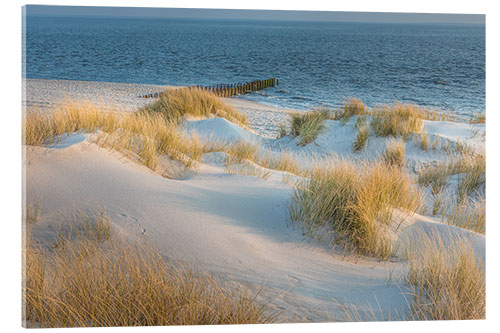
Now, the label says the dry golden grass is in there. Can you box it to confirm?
[53,210,112,248]
[418,164,451,195]
[222,143,305,178]
[94,115,205,171]
[277,123,287,139]
[140,87,248,126]
[405,236,485,320]
[224,161,272,180]
[419,153,485,228]
[334,98,367,123]
[23,213,274,328]
[24,100,119,146]
[225,140,259,163]
[257,150,304,176]
[418,154,485,200]
[383,139,406,168]
[353,125,369,152]
[469,113,486,124]
[370,103,424,139]
[24,99,306,178]
[290,108,330,146]
[419,132,429,151]
[289,158,422,258]
[442,197,485,234]
[457,154,486,201]
[24,100,214,172]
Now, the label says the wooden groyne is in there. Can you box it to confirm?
[139,78,279,99]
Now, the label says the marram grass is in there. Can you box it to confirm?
[139,87,248,126]
[383,139,406,168]
[289,158,422,258]
[23,212,275,327]
[290,108,330,146]
[24,98,307,178]
[404,235,485,320]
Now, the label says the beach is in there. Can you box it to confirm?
[23,78,486,323]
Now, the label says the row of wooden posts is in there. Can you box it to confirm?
[139,78,279,99]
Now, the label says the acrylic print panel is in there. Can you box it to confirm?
[22,4,485,328]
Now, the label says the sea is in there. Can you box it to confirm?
[23,15,485,116]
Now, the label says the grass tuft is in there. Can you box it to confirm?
[334,98,367,123]
[370,103,424,139]
[442,197,485,234]
[418,154,485,201]
[469,113,485,124]
[140,88,247,126]
[406,236,485,320]
[290,108,330,146]
[54,210,112,248]
[383,139,406,168]
[289,158,421,258]
[419,132,429,151]
[353,125,370,152]
[277,123,287,139]
[226,141,259,164]
[24,101,118,146]
[457,154,485,201]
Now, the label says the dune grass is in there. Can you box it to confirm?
[441,197,485,234]
[370,103,424,139]
[53,210,112,248]
[225,141,259,164]
[419,132,429,151]
[418,164,451,195]
[257,150,304,176]
[277,123,287,139]
[353,125,370,152]
[418,154,485,226]
[23,212,274,328]
[289,158,422,258]
[418,153,485,199]
[24,100,220,171]
[23,100,119,146]
[469,113,486,124]
[290,108,330,146]
[223,143,306,178]
[140,87,248,126]
[333,98,367,123]
[405,236,485,320]
[24,98,309,178]
[224,160,272,180]
[457,154,486,201]
[383,139,406,168]
[94,113,207,171]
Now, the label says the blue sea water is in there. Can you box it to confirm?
[23,15,485,116]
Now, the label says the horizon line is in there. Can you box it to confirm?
[23,5,485,25]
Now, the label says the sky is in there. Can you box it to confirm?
[24,5,485,25]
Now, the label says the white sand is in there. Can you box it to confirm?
[24,79,485,322]
[26,138,410,321]
[23,78,168,112]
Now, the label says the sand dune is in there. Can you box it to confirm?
[24,79,485,322]
[26,137,412,321]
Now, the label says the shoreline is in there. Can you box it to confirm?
[22,78,299,113]
[23,78,297,138]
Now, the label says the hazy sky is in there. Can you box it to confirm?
[24,5,485,25]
